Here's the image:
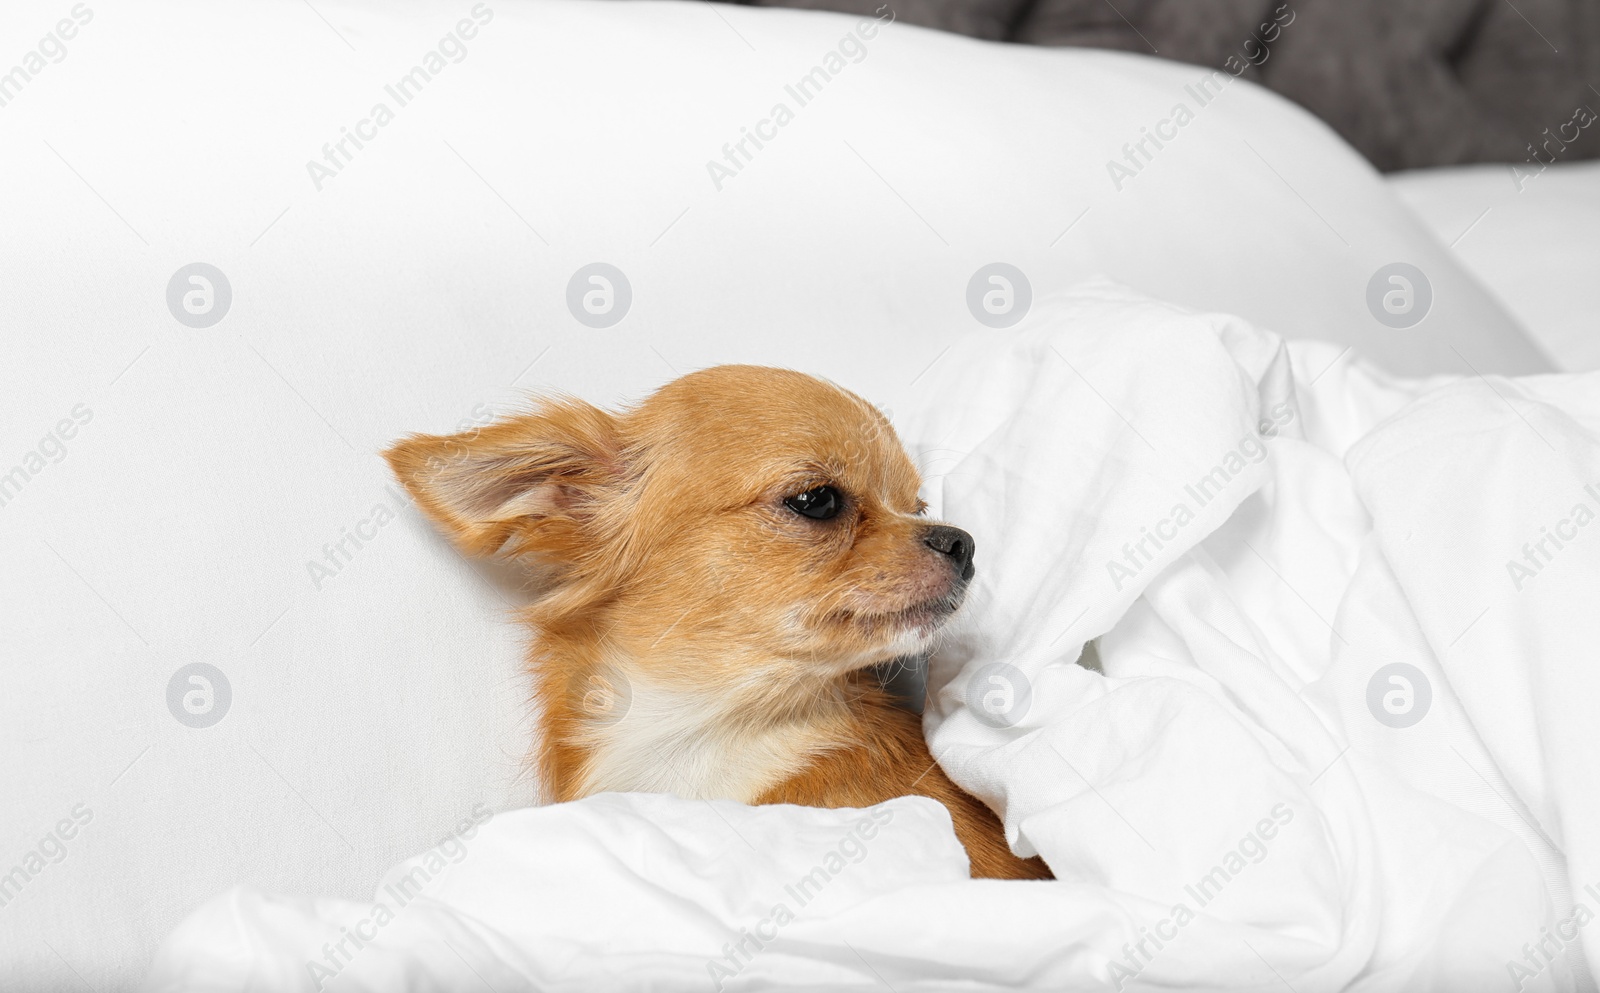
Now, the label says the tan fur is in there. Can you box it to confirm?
[384,365,1049,881]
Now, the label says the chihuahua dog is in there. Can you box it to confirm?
[384,365,1049,880]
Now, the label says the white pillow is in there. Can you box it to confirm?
[0,0,1547,986]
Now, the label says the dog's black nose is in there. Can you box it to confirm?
[923,525,976,582]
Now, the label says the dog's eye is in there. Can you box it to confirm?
[784,485,841,520]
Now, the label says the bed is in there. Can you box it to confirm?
[1,1,1595,989]
[1388,161,1600,374]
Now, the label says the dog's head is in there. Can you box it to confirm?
[384,365,975,679]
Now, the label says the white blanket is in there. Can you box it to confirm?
[142,286,1600,992]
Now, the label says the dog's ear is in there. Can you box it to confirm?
[383,399,627,562]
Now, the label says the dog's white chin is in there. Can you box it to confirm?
[875,611,950,660]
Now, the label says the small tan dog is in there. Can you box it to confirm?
[385,365,1049,880]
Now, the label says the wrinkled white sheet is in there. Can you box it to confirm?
[143,285,1600,992]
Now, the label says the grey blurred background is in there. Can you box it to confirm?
[723,0,1600,171]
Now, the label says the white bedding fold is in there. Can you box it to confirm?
[143,285,1600,992]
